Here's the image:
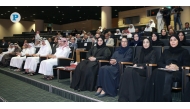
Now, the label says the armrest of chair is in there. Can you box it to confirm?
[182,66,190,94]
[98,60,110,67]
[57,57,74,66]
[119,62,133,74]
[39,56,48,63]
[146,64,157,77]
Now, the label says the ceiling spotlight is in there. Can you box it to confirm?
[77,10,80,12]
[15,7,17,9]
[53,17,55,18]
[70,19,72,20]
[62,14,64,15]
[115,10,117,11]
[116,15,118,16]
[56,6,58,8]
[8,11,10,12]
[1,14,3,15]
[5,13,6,14]
[60,21,62,22]
[79,17,81,18]
[95,13,97,15]
[33,14,35,15]
[42,11,44,12]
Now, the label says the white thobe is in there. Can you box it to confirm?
[149,22,156,28]
[10,47,36,69]
[38,47,71,76]
[35,34,41,44]
[156,11,165,33]
[128,28,135,33]
[144,27,152,32]
[0,47,15,61]
[24,45,51,72]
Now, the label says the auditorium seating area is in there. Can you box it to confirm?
[0,27,190,102]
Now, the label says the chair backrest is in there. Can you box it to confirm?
[35,47,40,54]
[160,39,169,46]
[143,32,152,37]
[77,42,92,51]
[113,38,117,46]
[68,47,74,59]
[134,46,162,62]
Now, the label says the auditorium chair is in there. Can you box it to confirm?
[119,46,162,77]
[52,47,75,79]
[163,46,190,100]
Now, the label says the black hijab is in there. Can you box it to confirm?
[152,32,160,46]
[160,29,168,39]
[96,36,106,49]
[168,34,184,53]
[178,31,189,46]
[117,37,130,54]
[133,33,140,45]
[139,38,153,63]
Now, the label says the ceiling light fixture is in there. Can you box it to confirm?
[33,14,35,15]
[56,6,58,8]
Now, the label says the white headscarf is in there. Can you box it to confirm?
[115,29,121,35]
[128,24,135,33]
[149,19,155,28]
[42,38,52,54]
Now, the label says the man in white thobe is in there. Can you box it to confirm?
[24,39,52,75]
[38,38,71,80]
[10,43,36,71]
[0,43,15,61]
[35,31,41,45]
[128,24,135,33]
[156,8,165,33]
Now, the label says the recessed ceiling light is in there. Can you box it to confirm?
[1,14,3,15]
[25,17,27,18]
[62,18,63,19]
[56,6,58,8]
[53,17,55,18]
[33,14,35,15]
[95,13,97,15]
[59,11,60,13]
[62,14,64,15]
[84,13,85,14]
[116,15,118,16]
[79,17,81,18]
[115,10,117,11]
[8,11,10,12]
[77,10,80,12]
[60,21,62,22]
[42,11,44,12]
[15,7,17,9]
[70,19,72,20]
[5,13,6,14]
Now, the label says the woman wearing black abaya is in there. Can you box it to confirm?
[118,38,156,102]
[160,29,168,39]
[178,31,190,46]
[129,33,142,46]
[70,37,111,91]
[152,32,164,46]
[143,35,190,102]
[95,37,133,97]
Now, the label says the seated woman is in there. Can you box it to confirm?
[0,43,15,61]
[118,38,156,102]
[128,24,135,33]
[144,35,190,102]
[160,29,168,39]
[129,33,142,46]
[24,38,52,75]
[10,43,36,71]
[95,37,133,97]
[114,29,121,35]
[178,31,190,46]
[151,32,164,46]
[70,37,111,91]
[38,38,71,80]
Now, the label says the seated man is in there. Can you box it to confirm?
[38,38,71,80]
[0,43,21,67]
[182,22,190,30]
[24,38,52,75]
[104,33,114,46]
[10,43,36,71]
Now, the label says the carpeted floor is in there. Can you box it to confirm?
[0,72,73,102]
